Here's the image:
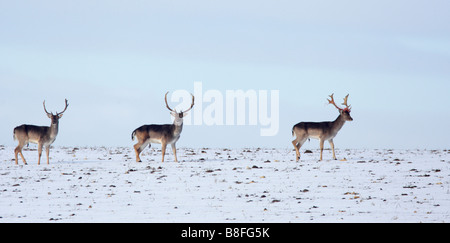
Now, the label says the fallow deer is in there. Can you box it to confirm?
[13,99,69,165]
[132,92,194,162]
[292,94,353,161]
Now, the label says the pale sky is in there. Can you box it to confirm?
[1,0,450,149]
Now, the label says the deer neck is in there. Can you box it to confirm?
[332,114,347,133]
[49,121,59,139]
[173,118,183,135]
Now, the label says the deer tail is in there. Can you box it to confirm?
[13,127,17,141]
[131,129,136,141]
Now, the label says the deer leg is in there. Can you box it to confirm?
[134,142,144,162]
[14,144,27,165]
[292,139,300,162]
[293,137,307,162]
[14,147,19,165]
[37,144,43,165]
[171,143,178,162]
[329,139,337,160]
[19,151,27,165]
[319,139,324,161]
[161,143,167,162]
[46,146,50,164]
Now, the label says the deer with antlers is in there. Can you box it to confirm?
[292,94,353,161]
[13,99,69,165]
[132,92,194,162]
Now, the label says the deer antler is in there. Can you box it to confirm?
[341,94,351,112]
[56,99,69,116]
[165,92,195,113]
[43,100,52,115]
[327,93,343,111]
[328,94,351,112]
[182,93,195,113]
[165,92,174,112]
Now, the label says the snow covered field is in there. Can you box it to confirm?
[0,145,449,222]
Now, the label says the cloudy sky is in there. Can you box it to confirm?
[1,0,449,149]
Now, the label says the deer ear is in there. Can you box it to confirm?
[58,113,64,118]
[170,111,177,117]
[47,113,53,118]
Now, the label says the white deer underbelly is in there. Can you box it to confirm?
[149,138,162,144]
[308,134,321,140]
[148,136,180,145]
[28,138,40,144]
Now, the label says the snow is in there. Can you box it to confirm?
[0,145,449,222]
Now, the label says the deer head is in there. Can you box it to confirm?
[43,99,69,125]
[327,94,353,121]
[164,92,195,124]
